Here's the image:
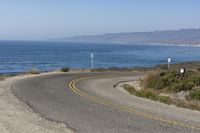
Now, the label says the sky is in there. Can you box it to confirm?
[0,0,200,40]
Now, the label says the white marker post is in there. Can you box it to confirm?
[167,58,171,70]
[91,53,94,69]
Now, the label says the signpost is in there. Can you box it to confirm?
[91,53,94,69]
[180,68,185,74]
[167,58,171,70]
[180,68,186,80]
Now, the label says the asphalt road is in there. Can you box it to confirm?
[12,72,200,133]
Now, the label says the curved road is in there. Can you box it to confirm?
[12,72,200,133]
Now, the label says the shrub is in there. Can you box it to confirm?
[137,89,157,100]
[143,70,200,92]
[189,88,200,100]
[61,67,70,72]
[123,84,171,104]
[123,84,137,94]
[158,96,172,104]
[124,84,157,99]
[124,84,200,110]
[170,81,195,92]
[192,75,200,86]
[26,69,40,74]
[143,71,160,89]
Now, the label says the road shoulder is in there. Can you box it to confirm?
[0,74,72,133]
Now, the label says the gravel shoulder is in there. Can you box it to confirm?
[0,73,73,133]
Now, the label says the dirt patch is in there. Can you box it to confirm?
[0,74,73,133]
[0,76,5,81]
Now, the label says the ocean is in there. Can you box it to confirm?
[0,41,200,74]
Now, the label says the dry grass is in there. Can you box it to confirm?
[175,100,200,111]
[123,84,200,110]
[141,70,160,88]
[25,69,40,75]
[91,67,150,72]
[123,84,172,105]
[143,70,200,92]
[137,69,200,110]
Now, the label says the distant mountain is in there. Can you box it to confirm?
[60,28,200,45]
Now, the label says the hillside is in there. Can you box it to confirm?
[61,28,200,45]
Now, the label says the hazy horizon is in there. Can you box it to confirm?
[1,0,200,40]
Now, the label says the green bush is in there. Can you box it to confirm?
[123,84,171,104]
[192,76,200,86]
[189,88,200,100]
[158,96,172,104]
[144,70,200,92]
[137,89,157,100]
[123,84,137,94]
[123,84,200,110]
[61,67,69,72]
[170,81,195,92]
[144,72,160,89]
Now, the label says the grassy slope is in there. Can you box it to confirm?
[123,69,200,111]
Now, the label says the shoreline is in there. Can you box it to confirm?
[1,61,200,75]
[111,42,200,47]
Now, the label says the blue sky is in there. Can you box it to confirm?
[0,0,200,40]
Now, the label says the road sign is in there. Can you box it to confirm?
[168,58,171,63]
[180,68,185,74]
[91,53,94,58]
[91,53,94,69]
[167,58,171,69]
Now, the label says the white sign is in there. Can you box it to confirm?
[91,53,94,58]
[180,68,185,74]
[168,58,171,63]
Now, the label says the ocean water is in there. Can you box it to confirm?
[0,41,200,74]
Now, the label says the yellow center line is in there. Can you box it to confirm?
[68,76,200,131]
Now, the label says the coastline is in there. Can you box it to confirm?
[1,60,200,75]
[112,41,200,47]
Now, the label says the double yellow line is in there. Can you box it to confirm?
[69,76,200,131]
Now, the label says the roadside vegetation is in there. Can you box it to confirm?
[0,67,70,80]
[144,70,200,92]
[123,68,200,111]
[0,68,40,81]
[60,67,70,72]
[91,61,200,72]
[123,84,172,104]
[25,69,40,74]
[91,67,150,72]
[187,87,200,100]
